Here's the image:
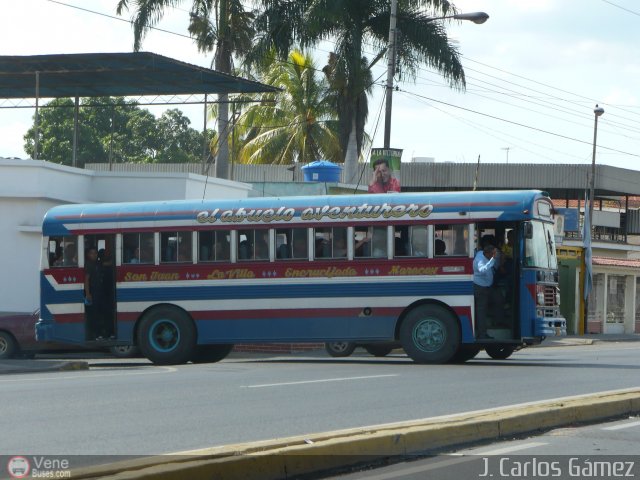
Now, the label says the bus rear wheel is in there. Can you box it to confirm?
[400,304,460,364]
[191,344,234,363]
[138,306,196,365]
[485,345,515,360]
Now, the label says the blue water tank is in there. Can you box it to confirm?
[301,160,342,182]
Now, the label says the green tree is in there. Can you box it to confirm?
[23,97,208,165]
[253,0,466,182]
[116,0,256,179]
[238,50,341,165]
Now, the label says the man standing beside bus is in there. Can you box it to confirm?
[473,243,497,339]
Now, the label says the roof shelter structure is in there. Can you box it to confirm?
[0,52,278,167]
[0,52,276,98]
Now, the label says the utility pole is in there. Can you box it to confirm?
[383,0,398,149]
[501,147,511,164]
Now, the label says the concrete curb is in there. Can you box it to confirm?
[71,388,640,480]
[0,360,88,374]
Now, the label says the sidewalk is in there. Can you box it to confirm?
[1,334,638,375]
[540,333,640,347]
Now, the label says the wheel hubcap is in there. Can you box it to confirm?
[149,319,180,353]
[413,318,446,352]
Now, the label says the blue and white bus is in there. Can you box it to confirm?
[37,190,566,364]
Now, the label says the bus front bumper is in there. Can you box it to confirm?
[535,316,567,337]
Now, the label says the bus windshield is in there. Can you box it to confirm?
[524,221,558,269]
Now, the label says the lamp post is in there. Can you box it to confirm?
[588,104,605,226]
[383,7,489,148]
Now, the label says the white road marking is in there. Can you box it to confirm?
[602,420,640,431]
[244,374,398,388]
[0,366,177,383]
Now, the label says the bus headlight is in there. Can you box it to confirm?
[537,292,545,305]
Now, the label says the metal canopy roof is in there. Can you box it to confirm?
[0,52,277,99]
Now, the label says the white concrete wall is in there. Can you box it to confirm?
[0,159,253,313]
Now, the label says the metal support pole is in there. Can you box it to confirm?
[34,72,40,160]
[588,105,604,229]
[383,0,398,149]
[72,96,79,167]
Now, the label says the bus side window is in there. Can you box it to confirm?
[409,226,428,257]
[198,230,230,262]
[238,230,269,261]
[393,226,408,257]
[276,228,308,260]
[123,232,154,264]
[49,236,78,267]
[160,232,192,263]
[435,224,469,257]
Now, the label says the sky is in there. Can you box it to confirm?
[2,0,640,172]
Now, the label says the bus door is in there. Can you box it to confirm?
[476,224,519,339]
[83,234,117,341]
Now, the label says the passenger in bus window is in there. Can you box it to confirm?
[129,247,141,264]
[435,239,447,256]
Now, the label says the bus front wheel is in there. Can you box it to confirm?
[137,306,196,365]
[400,305,460,364]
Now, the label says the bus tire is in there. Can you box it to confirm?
[399,304,460,364]
[137,306,196,365]
[485,345,515,360]
[191,344,234,363]
[0,331,18,359]
[448,346,480,363]
[325,342,356,357]
[364,344,394,357]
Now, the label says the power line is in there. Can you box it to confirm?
[600,0,640,17]
[399,88,640,159]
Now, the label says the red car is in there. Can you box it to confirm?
[0,310,45,359]
[0,310,138,359]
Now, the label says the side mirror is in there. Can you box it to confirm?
[524,222,533,239]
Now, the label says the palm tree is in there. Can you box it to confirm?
[252,0,466,183]
[116,0,255,179]
[237,50,341,165]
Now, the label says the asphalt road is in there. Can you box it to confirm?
[1,343,639,457]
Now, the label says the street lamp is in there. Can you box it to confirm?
[383,5,489,148]
[588,104,605,227]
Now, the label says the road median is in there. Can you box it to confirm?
[71,387,640,480]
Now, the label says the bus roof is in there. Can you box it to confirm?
[43,190,552,236]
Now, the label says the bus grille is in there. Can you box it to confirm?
[543,286,557,306]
